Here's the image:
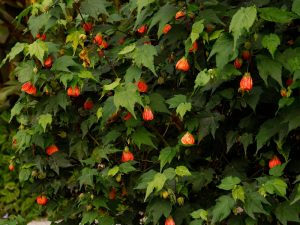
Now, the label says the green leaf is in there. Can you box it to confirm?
[38,114,52,132]
[191,20,204,44]
[26,40,48,64]
[81,211,98,225]
[131,127,156,149]
[147,199,172,224]
[19,168,31,182]
[292,0,300,16]
[244,192,269,219]
[137,0,155,17]
[100,97,116,128]
[197,111,224,139]
[232,185,245,202]
[166,95,187,108]
[114,83,143,118]
[80,0,111,18]
[92,145,120,162]
[262,34,280,58]
[194,69,211,89]
[176,102,192,119]
[124,66,141,83]
[119,43,136,55]
[290,184,300,205]
[1,42,27,65]
[229,6,257,49]
[14,61,35,83]
[103,78,121,91]
[190,209,208,221]
[133,44,158,75]
[51,56,78,72]
[175,166,192,177]
[108,166,119,176]
[119,162,137,174]
[269,162,287,177]
[159,147,178,171]
[256,55,282,86]
[79,70,97,81]
[145,172,167,201]
[275,201,300,225]
[218,176,241,190]
[28,13,51,37]
[66,30,84,54]
[256,117,282,152]
[149,93,170,114]
[259,7,298,23]
[78,168,98,188]
[149,4,177,37]
[243,86,263,111]
[264,178,287,197]
[239,133,253,155]
[208,34,238,69]
[211,195,235,224]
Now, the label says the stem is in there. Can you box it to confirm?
[74,2,86,24]
[88,133,100,146]
[103,56,119,78]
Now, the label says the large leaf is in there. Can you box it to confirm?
[190,20,204,44]
[51,56,78,72]
[259,7,298,23]
[80,0,111,18]
[211,195,235,224]
[292,0,300,16]
[145,172,167,201]
[256,55,282,86]
[218,176,241,190]
[261,34,280,58]
[78,168,98,188]
[274,201,300,225]
[137,0,155,18]
[113,83,143,118]
[208,34,238,69]
[131,127,156,148]
[158,146,178,171]
[149,4,177,37]
[229,6,257,49]
[244,192,269,219]
[146,199,172,224]
[133,44,158,75]
[26,40,48,64]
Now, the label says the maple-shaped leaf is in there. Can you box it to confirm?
[80,0,111,18]
[26,40,48,64]
[211,195,235,224]
[145,172,167,201]
[28,13,51,37]
[133,44,158,75]
[146,199,172,224]
[14,60,35,83]
[229,6,257,49]
[262,34,280,58]
[113,83,143,118]
[38,113,52,132]
[148,4,177,37]
[159,146,178,171]
[131,127,156,149]
[66,30,85,55]
[275,201,300,225]
[244,192,269,219]
[78,168,98,188]
[51,56,79,72]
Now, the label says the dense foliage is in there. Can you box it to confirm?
[1,0,300,224]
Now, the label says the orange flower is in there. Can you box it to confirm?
[181,132,195,145]
[175,57,190,72]
[46,145,59,156]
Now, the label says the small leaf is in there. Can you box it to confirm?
[232,185,245,202]
[190,20,204,44]
[79,70,97,81]
[131,127,156,148]
[259,7,298,23]
[194,69,211,89]
[175,166,192,177]
[166,95,186,108]
[264,178,288,197]
[218,176,241,190]
[103,78,121,91]
[51,56,78,72]
[190,209,208,221]
[38,114,52,132]
[119,162,136,174]
[118,43,136,55]
[66,30,84,54]
[137,0,155,17]
[26,40,48,64]
[108,166,119,176]
[262,34,280,58]
[176,102,192,119]
[159,147,178,171]
[256,55,282,86]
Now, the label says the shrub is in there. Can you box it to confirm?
[1,0,300,224]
